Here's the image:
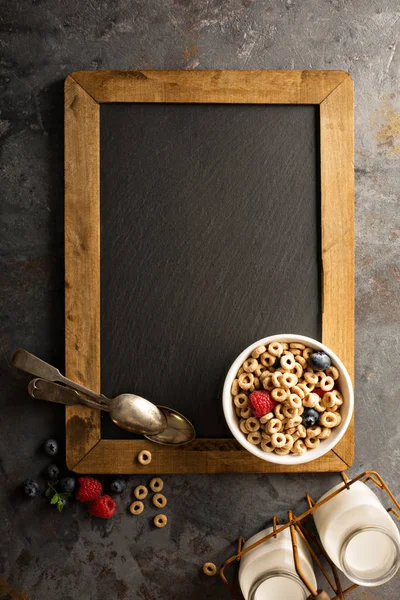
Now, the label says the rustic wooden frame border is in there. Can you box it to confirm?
[65,70,354,474]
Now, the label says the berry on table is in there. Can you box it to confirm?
[309,352,331,371]
[59,477,76,494]
[46,464,60,481]
[76,476,102,502]
[23,479,40,498]
[43,438,59,456]
[302,408,319,428]
[110,478,126,494]
[89,495,117,519]
[249,391,276,418]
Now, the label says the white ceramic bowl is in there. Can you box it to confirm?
[223,334,354,465]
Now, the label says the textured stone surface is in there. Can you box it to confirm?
[1,1,399,598]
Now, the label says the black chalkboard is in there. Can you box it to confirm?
[100,103,321,439]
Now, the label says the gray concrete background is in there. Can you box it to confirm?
[1,1,399,598]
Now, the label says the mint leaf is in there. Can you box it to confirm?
[45,488,53,498]
[57,500,64,512]
[50,494,59,505]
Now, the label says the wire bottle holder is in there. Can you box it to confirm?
[220,471,400,599]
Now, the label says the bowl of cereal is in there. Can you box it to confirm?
[222,334,353,465]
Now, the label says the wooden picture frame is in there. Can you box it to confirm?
[65,70,354,474]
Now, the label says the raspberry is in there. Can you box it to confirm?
[76,476,102,502]
[89,495,117,519]
[249,391,276,418]
[314,388,325,398]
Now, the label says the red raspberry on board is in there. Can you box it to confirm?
[76,476,102,502]
[89,495,117,519]
[249,391,276,418]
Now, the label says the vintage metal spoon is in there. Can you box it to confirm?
[13,349,167,435]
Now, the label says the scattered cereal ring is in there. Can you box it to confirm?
[243,358,258,373]
[260,352,276,367]
[305,436,320,449]
[280,372,298,389]
[247,431,262,445]
[138,450,152,465]
[268,342,283,357]
[149,478,164,492]
[283,404,298,419]
[318,427,332,440]
[280,353,296,370]
[238,372,255,391]
[245,417,260,432]
[153,493,167,508]
[271,432,286,448]
[203,562,217,577]
[260,412,274,424]
[261,439,275,452]
[307,426,322,438]
[266,418,282,434]
[252,345,266,359]
[290,342,306,350]
[239,419,249,434]
[288,394,302,409]
[319,412,338,428]
[154,514,168,528]
[303,392,319,408]
[304,371,319,385]
[320,376,335,391]
[134,485,148,500]
[326,366,339,380]
[231,379,240,396]
[234,393,249,409]
[130,501,144,515]
[271,387,288,402]
[240,406,252,419]
[293,440,307,455]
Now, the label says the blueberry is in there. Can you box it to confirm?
[43,438,59,456]
[309,352,331,371]
[59,477,76,494]
[46,464,60,481]
[273,356,281,369]
[110,478,126,494]
[23,479,40,498]
[302,408,319,428]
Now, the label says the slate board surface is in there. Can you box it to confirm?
[100,103,321,439]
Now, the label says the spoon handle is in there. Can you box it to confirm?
[13,349,108,406]
[28,378,109,412]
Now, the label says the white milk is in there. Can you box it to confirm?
[239,526,316,600]
[313,481,400,586]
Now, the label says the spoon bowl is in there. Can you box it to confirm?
[110,394,167,435]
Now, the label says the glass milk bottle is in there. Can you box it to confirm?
[239,525,317,600]
[313,481,400,586]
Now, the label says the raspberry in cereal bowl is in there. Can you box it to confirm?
[222,334,354,465]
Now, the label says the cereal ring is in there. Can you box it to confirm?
[302,347,313,360]
[231,379,240,396]
[288,393,302,409]
[285,416,302,429]
[271,387,288,402]
[326,366,339,380]
[235,406,242,417]
[290,348,302,356]
[254,377,261,389]
[292,431,301,442]
[238,372,254,391]
[130,501,144,515]
[271,371,284,388]
[305,436,320,449]
[268,342,283,357]
[332,390,343,405]
[275,447,291,455]
[274,404,285,421]
[138,450,152,465]
[298,381,315,393]
[280,372,298,388]
[282,404,299,419]
[203,562,217,577]
[297,404,304,416]
[293,362,303,378]
[255,364,267,378]
[295,355,307,368]
[285,426,297,435]
[290,342,306,350]
[247,431,262,445]
[331,404,339,412]
[266,418,282,434]
[321,392,336,409]
[283,434,294,449]
[280,353,296,370]
[304,371,319,385]
[261,431,272,440]
[307,426,322,438]
[260,352,276,367]
[292,385,305,399]
[335,413,342,425]
[303,392,319,408]
[262,376,274,391]
[149,478,164,492]
[297,424,307,438]
[319,427,332,440]
[314,399,325,413]
[319,412,338,428]
[271,432,286,448]
[134,485,148,500]
[252,345,266,359]
[234,393,249,409]
[281,342,289,350]
[153,493,167,508]
[260,412,274,424]
[319,376,335,391]
[245,417,260,432]
[237,366,244,376]
[154,514,168,528]
[293,440,307,455]
[261,439,275,452]
[243,358,259,373]
[239,419,249,434]
[240,406,252,419]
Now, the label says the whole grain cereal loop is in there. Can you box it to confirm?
[261,431,272,440]
[321,392,336,409]
[292,385,305,399]
[307,426,322,438]
[260,412,274,424]
[248,384,255,393]
[297,424,307,438]
[153,493,167,508]
[293,362,304,378]
[134,485,148,500]
[303,393,319,408]
[130,501,144,515]
[234,393,249,409]
[285,416,302,429]
[261,439,275,452]
[293,439,307,455]
[154,514,168,528]
[138,450,152,465]
[295,355,307,368]
[247,431,262,445]
[283,404,299,419]
[239,419,249,434]
[271,371,284,388]
[240,406,252,419]
[318,427,332,440]
[243,358,259,373]
[274,404,285,421]
[231,379,240,396]
[290,348,302,356]
[305,436,320,449]
[280,353,296,370]
[275,447,291,455]
[335,413,342,425]
[326,365,339,380]
[332,389,343,405]
[271,432,286,448]
[266,418,282,434]
[297,405,304,416]
[235,406,242,417]
[252,345,266,359]
[255,364,267,378]
[254,377,261,390]
[292,431,301,442]
[271,387,288,402]
[237,366,245,376]
[302,347,313,360]
[203,562,217,577]
[285,427,297,435]
[290,342,306,350]
[288,393,302,409]
[319,376,335,391]
[304,371,319,385]
[260,352,276,367]
[298,381,315,393]
[149,477,164,492]
[245,417,260,432]
[262,377,274,391]
[238,372,254,391]
[283,434,294,449]
[280,372,298,389]
[319,411,338,428]
[331,404,339,412]
[268,341,283,357]
[281,342,289,350]
[314,399,325,413]
[260,370,270,381]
